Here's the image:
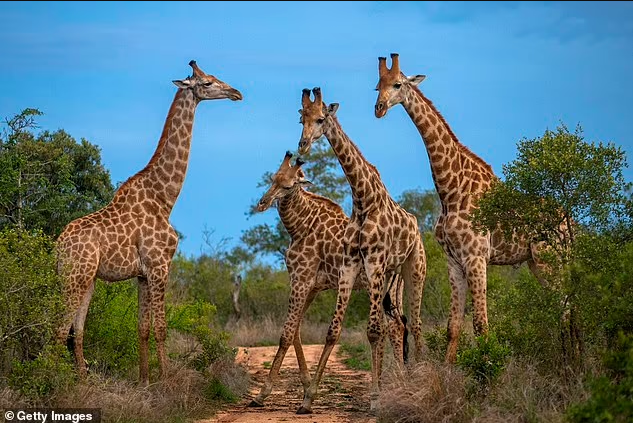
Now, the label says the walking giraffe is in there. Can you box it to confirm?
[296,87,427,413]
[248,151,408,407]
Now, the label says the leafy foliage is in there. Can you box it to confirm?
[0,228,65,373]
[0,108,114,236]
[472,123,629,253]
[457,332,511,387]
[83,280,139,377]
[567,333,633,423]
[471,122,631,367]
[8,344,75,401]
[167,299,235,372]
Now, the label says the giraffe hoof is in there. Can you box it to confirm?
[296,406,312,415]
[247,400,264,408]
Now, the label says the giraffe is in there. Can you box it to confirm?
[296,88,427,413]
[55,60,242,385]
[374,53,550,363]
[248,151,408,408]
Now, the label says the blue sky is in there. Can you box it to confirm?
[1,1,632,260]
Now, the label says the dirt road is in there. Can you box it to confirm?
[198,344,377,423]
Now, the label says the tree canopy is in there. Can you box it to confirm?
[0,108,115,236]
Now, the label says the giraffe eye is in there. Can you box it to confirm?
[203,81,214,87]
[316,118,325,124]
[394,83,402,89]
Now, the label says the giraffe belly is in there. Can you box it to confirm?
[96,246,142,282]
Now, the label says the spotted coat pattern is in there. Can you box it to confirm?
[55,61,242,385]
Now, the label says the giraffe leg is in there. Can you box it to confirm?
[295,290,319,391]
[250,283,316,406]
[297,253,362,414]
[56,254,98,378]
[402,238,427,362]
[147,267,169,381]
[71,281,96,378]
[137,276,151,386]
[465,256,489,337]
[363,250,388,412]
[445,259,467,364]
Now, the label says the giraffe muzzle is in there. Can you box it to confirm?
[375,102,387,118]
[298,139,310,155]
[228,89,243,101]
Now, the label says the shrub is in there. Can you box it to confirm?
[457,332,511,387]
[83,280,139,377]
[424,326,470,362]
[8,344,75,401]
[0,229,65,376]
[167,299,236,372]
[488,265,565,366]
[567,332,633,423]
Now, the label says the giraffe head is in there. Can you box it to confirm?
[172,60,243,101]
[374,53,426,118]
[298,87,339,155]
[256,151,312,212]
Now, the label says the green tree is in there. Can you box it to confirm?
[397,188,440,233]
[0,108,114,236]
[471,122,630,365]
[471,123,628,255]
[241,138,350,264]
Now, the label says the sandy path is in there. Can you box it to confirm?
[197,344,377,423]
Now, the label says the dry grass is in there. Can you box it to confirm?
[1,356,250,423]
[378,360,470,423]
[377,357,588,423]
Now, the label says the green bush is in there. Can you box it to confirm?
[424,326,470,362]
[8,344,75,400]
[488,265,565,365]
[567,332,633,423]
[457,332,511,387]
[167,300,236,371]
[83,280,139,377]
[0,229,65,376]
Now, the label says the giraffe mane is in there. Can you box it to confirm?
[410,84,494,176]
[301,188,345,214]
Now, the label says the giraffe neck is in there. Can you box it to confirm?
[141,88,199,211]
[324,116,386,210]
[401,86,494,202]
[278,188,316,238]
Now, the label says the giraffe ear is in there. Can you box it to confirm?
[298,178,313,187]
[173,79,192,89]
[327,103,339,116]
[407,75,426,86]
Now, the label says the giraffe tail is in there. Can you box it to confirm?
[382,274,410,364]
[402,314,409,364]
